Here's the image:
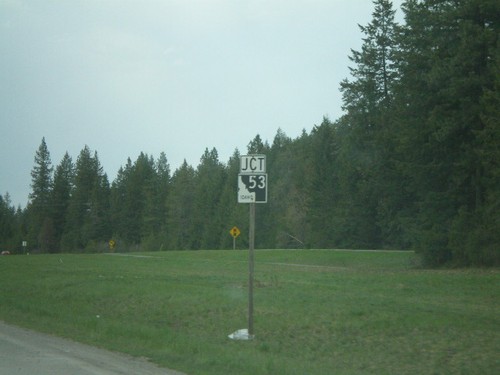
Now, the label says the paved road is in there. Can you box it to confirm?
[0,321,186,375]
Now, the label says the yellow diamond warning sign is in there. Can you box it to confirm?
[230,226,241,238]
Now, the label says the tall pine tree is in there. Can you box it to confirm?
[395,0,500,265]
[336,0,400,249]
[28,137,54,252]
[165,160,196,250]
[50,152,74,252]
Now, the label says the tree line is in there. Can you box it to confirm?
[1,0,498,266]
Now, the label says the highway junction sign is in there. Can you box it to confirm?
[238,154,268,204]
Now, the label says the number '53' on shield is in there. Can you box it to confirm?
[238,174,267,203]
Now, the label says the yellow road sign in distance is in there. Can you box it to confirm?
[230,226,241,238]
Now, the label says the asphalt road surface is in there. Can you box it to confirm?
[0,321,186,375]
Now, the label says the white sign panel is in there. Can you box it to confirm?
[240,155,266,174]
[238,173,268,203]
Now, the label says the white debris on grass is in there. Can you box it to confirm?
[228,329,254,341]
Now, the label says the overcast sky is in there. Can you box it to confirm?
[1,0,402,208]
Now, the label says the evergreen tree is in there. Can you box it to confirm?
[110,158,132,247]
[156,152,171,233]
[62,146,110,251]
[88,152,111,245]
[307,119,342,248]
[28,137,53,251]
[50,152,74,252]
[110,153,157,246]
[0,193,16,251]
[191,148,226,249]
[334,0,400,249]
[447,1,500,265]
[141,153,171,250]
[166,160,196,249]
[247,134,269,154]
[395,0,500,265]
[29,138,53,206]
[268,128,309,248]
[131,153,156,243]
[341,0,399,114]
[287,129,314,248]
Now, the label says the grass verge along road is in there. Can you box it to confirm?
[1,250,498,374]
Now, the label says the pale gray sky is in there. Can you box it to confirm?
[1,0,402,207]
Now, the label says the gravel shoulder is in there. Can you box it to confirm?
[0,321,186,375]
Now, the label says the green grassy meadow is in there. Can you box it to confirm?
[1,250,498,374]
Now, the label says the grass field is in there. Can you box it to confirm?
[1,250,498,374]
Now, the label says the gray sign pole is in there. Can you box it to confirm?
[232,154,266,340]
[248,202,255,336]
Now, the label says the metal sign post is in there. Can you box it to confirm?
[248,202,255,336]
[229,154,267,341]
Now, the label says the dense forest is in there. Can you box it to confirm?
[1,0,499,266]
